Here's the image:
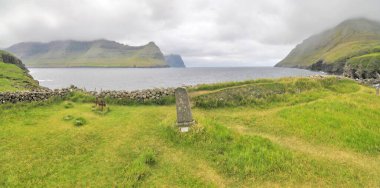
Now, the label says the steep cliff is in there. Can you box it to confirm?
[164,54,186,67]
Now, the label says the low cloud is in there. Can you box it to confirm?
[1,0,380,66]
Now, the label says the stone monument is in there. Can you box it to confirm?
[175,87,195,132]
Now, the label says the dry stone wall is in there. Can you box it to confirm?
[0,87,175,104]
[96,88,175,101]
[0,89,71,104]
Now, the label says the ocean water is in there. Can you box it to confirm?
[29,67,323,91]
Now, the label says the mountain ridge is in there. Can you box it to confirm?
[6,39,172,68]
[276,18,380,79]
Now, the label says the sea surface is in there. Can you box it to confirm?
[29,67,323,91]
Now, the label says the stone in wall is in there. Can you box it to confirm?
[0,87,175,104]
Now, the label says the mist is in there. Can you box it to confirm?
[1,0,380,66]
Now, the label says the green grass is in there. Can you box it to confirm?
[188,79,275,92]
[344,53,380,77]
[0,77,379,187]
[193,77,359,108]
[0,61,40,92]
[346,52,380,69]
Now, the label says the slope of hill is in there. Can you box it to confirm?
[6,40,169,68]
[1,77,379,187]
[164,54,186,67]
[0,50,40,91]
[276,18,380,78]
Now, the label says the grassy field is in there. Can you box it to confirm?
[0,77,379,187]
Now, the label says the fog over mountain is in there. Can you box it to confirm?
[1,0,380,67]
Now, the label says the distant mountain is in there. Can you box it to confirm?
[0,50,40,91]
[276,18,380,79]
[6,40,171,68]
[164,54,185,67]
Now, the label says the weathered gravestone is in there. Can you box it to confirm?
[175,87,195,132]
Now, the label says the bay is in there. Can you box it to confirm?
[29,67,323,91]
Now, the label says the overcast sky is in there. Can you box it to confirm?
[1,0,380,67]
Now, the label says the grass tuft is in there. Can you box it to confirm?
[74,117,87,126]
[64,102,74,109]
[63,115,74,121]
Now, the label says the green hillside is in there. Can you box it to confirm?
[6,40,169,68]
[1,77,379,187]
[0,50,40,92]
[276,18,380,78]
